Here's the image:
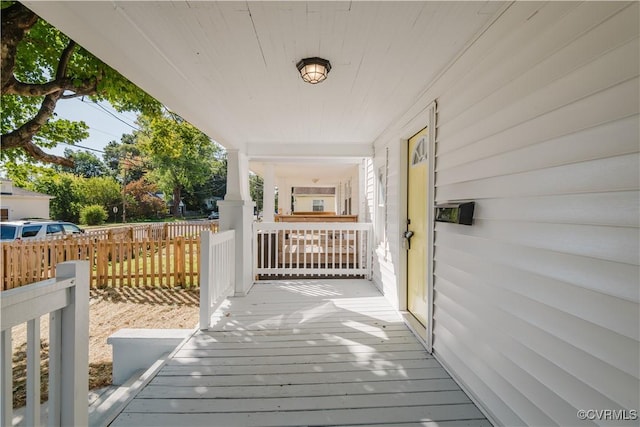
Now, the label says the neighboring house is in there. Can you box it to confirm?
[23,2,639,426]
[166,198,185,216]
[292,187,336,214]
[203,195,223,211]
[0,179,52,221]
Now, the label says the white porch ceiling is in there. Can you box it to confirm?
[24,1,505,157]
[250,160,359,185]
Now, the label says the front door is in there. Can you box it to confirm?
[406,127,429,326]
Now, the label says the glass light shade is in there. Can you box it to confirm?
[296,57,331,84]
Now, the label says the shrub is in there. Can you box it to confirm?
[80,204,108,225]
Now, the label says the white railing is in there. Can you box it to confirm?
[1,261,89,427]
[199,230,235,330]
[254,222,373,279]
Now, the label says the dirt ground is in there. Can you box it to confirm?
[11,287,200,408]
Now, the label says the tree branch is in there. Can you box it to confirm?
[1,32,88,167]
[1,89,74,167]
[3,76,97,96]
[56,39,76,79]
[0,134,73,167]
[1,3,38,91]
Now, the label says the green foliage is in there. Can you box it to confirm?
[250,173,264,212]
[138,113,219,215]
[60,149,109,178]
[4,162,120,222]
[102,135,146,183]
[30,171,81,222]
[79,204,107,225]
[73,175,121,212]
[1,3,161,163]
[2,161,46,190]
[124,178,166,220]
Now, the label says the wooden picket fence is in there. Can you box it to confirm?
[1,221,220,290]
[84,221,217,241]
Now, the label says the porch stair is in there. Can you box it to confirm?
[108,279,489,426]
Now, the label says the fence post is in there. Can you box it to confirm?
[175,237,185,286]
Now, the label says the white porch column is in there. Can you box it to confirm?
[278,179,292,215]
[218,149,255,296]
[262,164,275,222]
[358,159,366,220]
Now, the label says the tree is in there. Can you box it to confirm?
[103,134,146,183]
[60,148,108,178]
[1,1,160,167]
[73,175,121,213]
[124,178,166,220]
[1,162,82,219]
[31,171,81,222]
[250,173,264,213]
[182,148,226,212]
[138,114,217,216]
[4,160,122,221]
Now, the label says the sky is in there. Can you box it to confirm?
[47,98,140,158]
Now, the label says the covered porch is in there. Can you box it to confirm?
[106,279,488,427]
[11,1,640,426]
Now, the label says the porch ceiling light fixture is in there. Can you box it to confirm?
[296,57,331,84]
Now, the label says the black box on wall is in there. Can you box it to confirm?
[435,202,475,226]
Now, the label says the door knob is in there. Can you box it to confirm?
[403,230,414,249]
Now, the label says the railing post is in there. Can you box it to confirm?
[25,318,41,426]
[366,224,373,280]
[228,235,235,296]
[199,231,212,330]
[52,261,89,427]
[252,223,257,281]
[0,329,12,427]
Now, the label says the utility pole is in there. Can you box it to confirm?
[121,153,127,223]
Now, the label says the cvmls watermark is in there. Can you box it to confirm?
[577,409,638,421]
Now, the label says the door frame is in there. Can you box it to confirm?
[399,101,436,352]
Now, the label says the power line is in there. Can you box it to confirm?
[86,127,123,139]
[77,98,140,131]
[58,141,105,154]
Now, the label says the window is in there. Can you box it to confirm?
[21,225,42,238]
[411,135,428,166]
[46,224,63,235]
[1,225,17,240]
[63,223,82,234]
[376,147,390,252]
[312,200,324,212]
[0,208,8,221]
[377,166,386,207]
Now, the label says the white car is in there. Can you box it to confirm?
[1,220,84,242]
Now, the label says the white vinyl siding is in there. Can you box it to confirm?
[362,158,374,224]
[431,2,639,426]
[372,143,404,305]
[374,1,639,426]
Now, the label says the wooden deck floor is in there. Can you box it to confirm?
[109,280,489,426]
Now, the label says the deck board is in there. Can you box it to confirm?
[109,280,488,426]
